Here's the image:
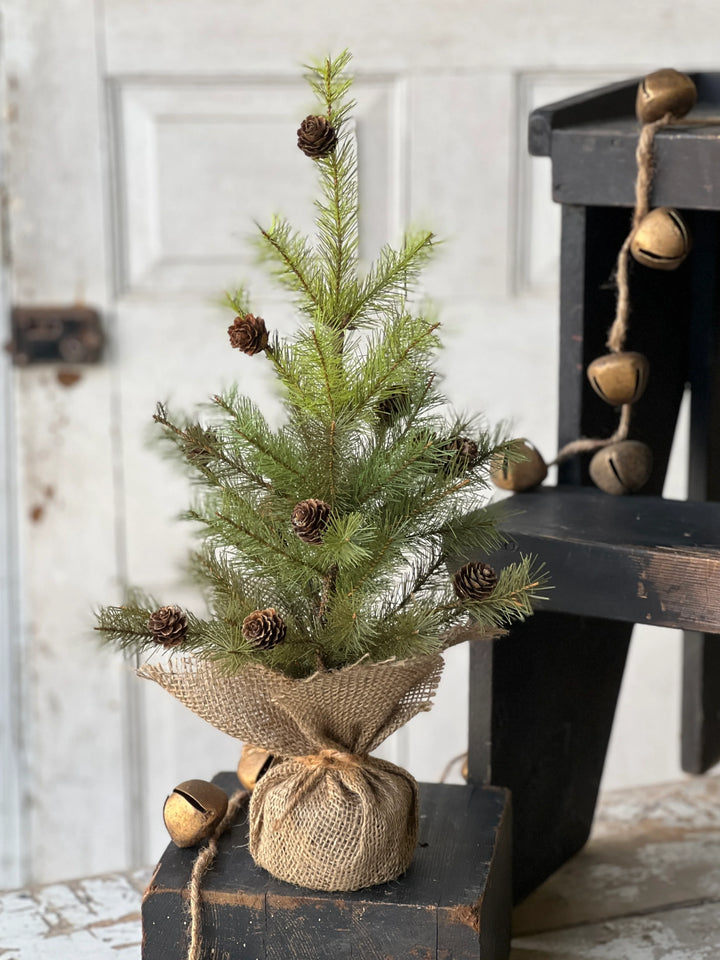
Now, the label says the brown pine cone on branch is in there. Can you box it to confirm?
[377,390,410,422]
[242,608,287,650]
[297,115,338,158]
[291,498,331,544]
[148,605,188,647]
[453,562,498,602]
[228,314,269,355]
[442,436,479,473]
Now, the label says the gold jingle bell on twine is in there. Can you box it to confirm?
[587,351,649,406]
[630,207,691,271]
[163,779,229,848]
[237,743,274,791]
[589,440,653,495]
[490,439,548,492]
[635,68,697,124]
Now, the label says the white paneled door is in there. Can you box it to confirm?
[3,0,719,886]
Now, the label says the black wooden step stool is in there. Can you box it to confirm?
[455,72,720,903]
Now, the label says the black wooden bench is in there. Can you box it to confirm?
[459,72,720,902]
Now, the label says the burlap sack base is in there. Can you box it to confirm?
[250,755,418,891]
[138,654,443,891]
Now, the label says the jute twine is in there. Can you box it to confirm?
[187,788,248,960]
[553,113,673,466]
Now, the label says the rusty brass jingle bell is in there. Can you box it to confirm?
[587,352,650,406]
[630,207,691,271]
[589,440,653,495]
[636,68,697,124]
[237,743,274,791]
[490,439,548,492]
[163,779,228,848]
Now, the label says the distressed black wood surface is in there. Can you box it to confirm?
[528,77,638,156]
[684,210,720,772]
[468,613,630,902]
[469,487,720,633]
[142,773,512,960]
[529,73,720,209]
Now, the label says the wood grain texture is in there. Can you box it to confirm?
[511,777,720,959]
[142,773,512,959]
[0,871,149,959]
[475,488,720,633]
[512,902,720,960]
[515,778,720,936]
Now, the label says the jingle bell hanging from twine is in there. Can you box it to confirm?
[635,68,697,124]
[587,351,650,406]
[589,440,653,495]
[630,207,691,270]
[163,779,229,848]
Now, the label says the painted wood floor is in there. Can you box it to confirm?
[2,777,719,959]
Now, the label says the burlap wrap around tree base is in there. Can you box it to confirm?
[138,653,444,891]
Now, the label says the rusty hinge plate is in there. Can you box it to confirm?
[8,306,104,365]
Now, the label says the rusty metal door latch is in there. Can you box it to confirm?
[8,306,104,365]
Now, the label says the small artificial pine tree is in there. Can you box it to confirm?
[96,51,546,679]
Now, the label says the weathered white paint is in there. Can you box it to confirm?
[4,0,720,885]
[0,870,148,958]
[514,776,720,936]
[512,903,720,960]
[2,0,129,886]
[102,0,720,75]
[0,9,24,889]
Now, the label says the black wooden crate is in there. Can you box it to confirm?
[142,772,512,960]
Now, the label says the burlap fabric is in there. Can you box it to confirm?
[139,654,444,891]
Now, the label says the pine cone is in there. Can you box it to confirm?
[242,608,287,650]
[442,436,479,473]
[454,562,498,602]
[297,115,338,158]
[185,426,218,462]
[377,390,409,422]
[291,498,331,544]
[148,605,188,647]
[228,314,268,355]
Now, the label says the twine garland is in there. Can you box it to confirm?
[552,113,673,466]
